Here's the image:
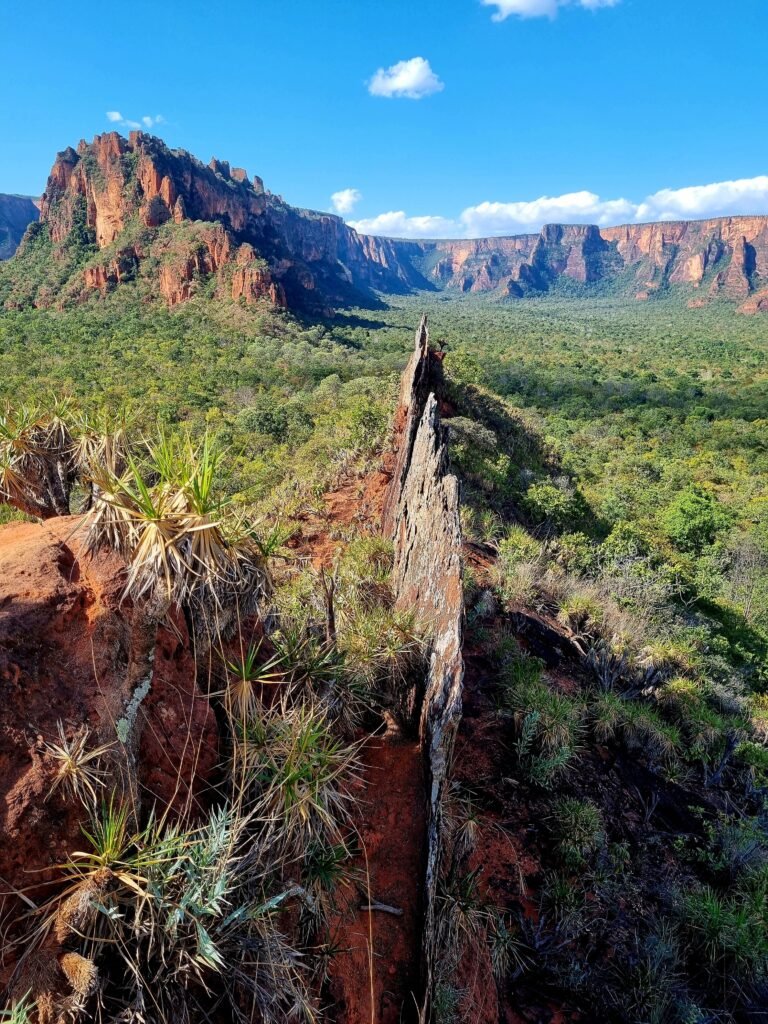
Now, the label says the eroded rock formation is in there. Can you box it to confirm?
[398,216,768,304]
[8,129,768,312]
[383,316,465,1020]
[17,132,427,312]
[0,517,218,921]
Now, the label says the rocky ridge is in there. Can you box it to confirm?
[400,216,768,309]
[382,317,464,1020]
[3,131,768,312]
[0,317,466,1020]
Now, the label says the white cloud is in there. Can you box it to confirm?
[330,188,362,215]
[368,57,444,99]
[347,176,768,239]
[636,176,768,222]
[349,210,458,239]
[460,191,635,236]
[105,111,164,131]
[482,0,618,20]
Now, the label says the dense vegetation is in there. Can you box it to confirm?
[1,280,767,1022]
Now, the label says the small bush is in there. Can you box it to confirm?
[547,797,605,868]
[504,675,583,787]
[678,880,768,981]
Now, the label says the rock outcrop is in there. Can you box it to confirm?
[11,132,427,313]
[0,193,40,260]
[383,316,465,1020]
[396,216,768,305]
[0,517,218,922]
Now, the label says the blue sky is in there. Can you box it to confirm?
[2,0,767,237]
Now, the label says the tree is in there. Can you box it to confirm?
[662,486,733,554]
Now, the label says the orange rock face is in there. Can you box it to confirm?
[33,131,423,312]
[0,517,218,920]
[393,217,768,305]
[38,132,286,309]
[28,131,768,312]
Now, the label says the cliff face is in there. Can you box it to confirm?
[0,193,40,260]
[6,129,768,312]
[394,216,768,309]
[14,132,426,313]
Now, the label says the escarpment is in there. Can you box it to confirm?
[5,131,424,313]
[4,130,768,312]
[399,216,768,308]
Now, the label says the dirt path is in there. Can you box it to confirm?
[327,725,426,1024]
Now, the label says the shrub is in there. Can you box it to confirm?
[244,699,362,859]
[621,702,681,763]
[662,486,733,554]
[505,675,583,787]
[497,525,543,568]
[589,691,625,743]
[557,591,604,639]
[523,477,588,531]
[678,881,768,981]
[547,797,605,869]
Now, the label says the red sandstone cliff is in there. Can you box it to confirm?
[6,130,768,312]
[18,132,424,312]
[399,216,768,308]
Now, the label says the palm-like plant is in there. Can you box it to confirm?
[0,405,75,518]
[225,640,286,722]
[85,432,270,637]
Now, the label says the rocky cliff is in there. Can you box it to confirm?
[393,216,768,310]
[6,132,427,313]
[4,130,768,312]
[0,194,39,260]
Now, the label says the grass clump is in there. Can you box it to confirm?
[502,658,583,787]
[547,797,605,869]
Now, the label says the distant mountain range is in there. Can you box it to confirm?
[1,132,767,314]
[0,194,39,260]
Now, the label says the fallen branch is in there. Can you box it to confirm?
[359,900,403,916]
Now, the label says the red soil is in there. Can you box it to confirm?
[0,517,218,939]
[327,725,426,1024]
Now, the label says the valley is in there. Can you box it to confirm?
[0,130,767,1024]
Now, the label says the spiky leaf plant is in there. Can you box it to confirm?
[18,800,317,1024]
[85,433,270,637]
[0,405,76,518]
[225,640,286,722]
[43,722,114,808]
[243,698,363,861]
[0,994,35,1024]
